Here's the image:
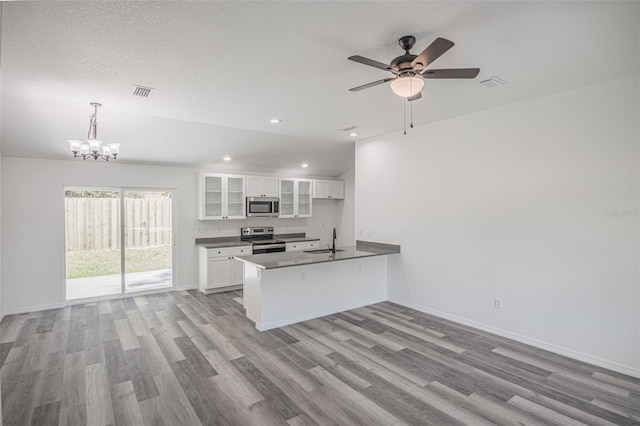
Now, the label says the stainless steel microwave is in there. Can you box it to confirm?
[246,197,279,217]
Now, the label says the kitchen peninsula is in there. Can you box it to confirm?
[236,241,400,331]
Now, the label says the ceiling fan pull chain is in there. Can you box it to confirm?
[403,98,407,135]
[410,101,414,129]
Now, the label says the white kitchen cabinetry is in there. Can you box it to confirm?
[313,179,345,200]
[285,240,320,252]
[199,173,246,220]
[198,245,252,293]
[246,176,279,198]
[279,178,313,218]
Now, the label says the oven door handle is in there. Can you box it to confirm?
[252,243,286,251]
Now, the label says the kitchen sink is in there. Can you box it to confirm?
[303,248,345,254]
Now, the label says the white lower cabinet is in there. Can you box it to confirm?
[285,240,320,252]
[198,245,252,293]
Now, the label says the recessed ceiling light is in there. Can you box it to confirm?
[301,163,308,168]
[270,118,281,124]
[349,132,358,137]
[223,156,231,161]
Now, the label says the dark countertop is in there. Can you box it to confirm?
[235,241,400,269]
[196,233,319,248]
[275,233,320,243]
[195,237,248,249]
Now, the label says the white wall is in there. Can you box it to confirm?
[336,168,355,246]
[355,76,640,377]
[0,158,349,313]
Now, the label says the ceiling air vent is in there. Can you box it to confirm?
[133,85,154,97]
[338,125,357,132]
[479,76,507,89]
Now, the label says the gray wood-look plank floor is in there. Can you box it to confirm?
[1,290,639,426]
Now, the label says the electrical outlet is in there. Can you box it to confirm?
[359,229,363,237]
[367,229,373,237]
[494,298,502,310]
[358,264,363,273]
[301,272,305,281]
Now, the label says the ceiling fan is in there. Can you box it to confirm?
[348,36,480,101]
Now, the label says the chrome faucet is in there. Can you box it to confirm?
[332,227,337,254]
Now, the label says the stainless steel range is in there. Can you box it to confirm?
[240,227,285,254]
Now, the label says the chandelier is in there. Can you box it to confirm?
[68,102,120,161]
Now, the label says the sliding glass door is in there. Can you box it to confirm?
[65,189,123,300]
[124,190,173,293]
[65,187,174,302]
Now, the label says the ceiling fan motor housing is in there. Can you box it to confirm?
[390,54,418,74]
[398,35,416,51]
[392,36,420,73]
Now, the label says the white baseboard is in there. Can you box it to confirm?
[2,302,65,316]
[256,296,386,331]
[388,297,640,379]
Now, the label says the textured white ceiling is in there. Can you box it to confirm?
[1,1,639,177]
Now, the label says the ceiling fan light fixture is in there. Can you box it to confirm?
[390,76,424,98]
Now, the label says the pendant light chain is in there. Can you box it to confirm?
[87,105,98,140]
[410,101,414,129]
[403,97,407,135]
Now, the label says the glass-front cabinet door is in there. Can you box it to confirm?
[199,173,246,220]
[279,178,313,218]
[202,175,223,219]
[296,179,312,217]
[226,176,246,219]
[279,179,295,217]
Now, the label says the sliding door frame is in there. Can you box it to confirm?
[63,186,177,305]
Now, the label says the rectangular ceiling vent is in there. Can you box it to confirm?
[133,85,154,97]
[338,125,357,132]
[479,76,507,89]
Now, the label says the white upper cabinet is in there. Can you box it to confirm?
[279,178,313,218]
[246,175,279,198]
[313,179,345,199]
[199,173,246,220]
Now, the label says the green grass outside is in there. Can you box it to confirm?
[66,246,172,279]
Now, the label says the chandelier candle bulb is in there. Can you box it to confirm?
[68,140,82,154]
[88,139,102,153]
[108,143,120,155]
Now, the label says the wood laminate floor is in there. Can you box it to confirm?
[1,290,639,426]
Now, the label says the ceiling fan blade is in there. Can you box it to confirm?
[349,78,395,92]
[421,68,480,79]
[348,55,392,71]
[408,92,422,102]
[410,37,455,70]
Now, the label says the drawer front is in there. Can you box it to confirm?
[208,245,252,257]
[232,246,252,256]
[286,243,302,252]
[304,241,319,249]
